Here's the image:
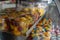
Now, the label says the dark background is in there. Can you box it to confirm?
[0,0,6,1]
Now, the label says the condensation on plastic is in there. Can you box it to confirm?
[45,2,60,40]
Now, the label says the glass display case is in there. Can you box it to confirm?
[0,0,60,40]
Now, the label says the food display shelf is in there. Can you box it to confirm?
[0,0,60,40]
[26,7,49,37]
[0,1,49,37]
[0,0,51,40]
[15,0,49,37]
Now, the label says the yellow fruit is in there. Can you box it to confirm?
[13,31,21,36]
[32,34,36,37]
[20,17,27,21]
[21,27,28,34]
[24,8,30,12]
[39,8,45,16]
[45,27,49,30]
[43,32,50,37]
[36,33,39,36]
[36,30,40,33]
[32,7,38,11]
[32,7,38,14]
[39,27,43,31]
[44,37,50,40]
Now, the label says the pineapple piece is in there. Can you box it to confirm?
[38,8,45,16]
